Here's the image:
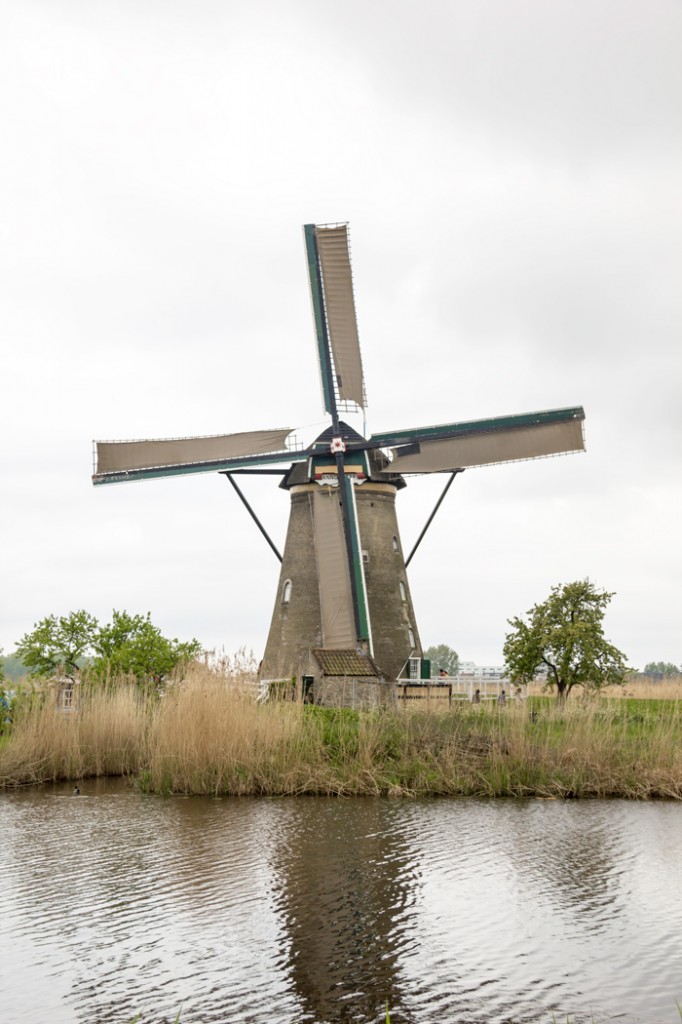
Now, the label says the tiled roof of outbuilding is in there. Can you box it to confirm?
[312,649,381,678]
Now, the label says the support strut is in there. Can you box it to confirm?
[405,470,463,568]
[223,473,282,563]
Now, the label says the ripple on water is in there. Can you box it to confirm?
[1,785,681,1023]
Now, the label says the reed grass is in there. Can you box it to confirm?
[0,683,147,786]
[609,675,682,700]
[528,674,682,701]
[1,664,681,798]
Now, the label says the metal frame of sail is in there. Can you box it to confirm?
[304,224,371,646]
[365,406,585,453]
[91,446,306,485]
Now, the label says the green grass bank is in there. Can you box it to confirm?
[1,668,681,798]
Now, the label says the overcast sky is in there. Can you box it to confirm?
[2,0,681,670]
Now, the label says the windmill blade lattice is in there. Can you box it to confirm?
[303,223,372,647]
[373,407,585,475]
[93,428,298,485]
[304,223,366,416]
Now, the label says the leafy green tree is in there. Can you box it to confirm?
[92,610,201,685]
[15,610,99,679]
[642,661,680,677]
[423,644,460,677]
[503,580,627,702]
[94,610,148,665]
[0,652,29,682]
[15,610,201,686]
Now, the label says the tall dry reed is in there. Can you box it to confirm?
[2,666,681,798]
[0,684,149,786]
[144,681,308,794]
[609,675,682,700]
[528,674,682,701]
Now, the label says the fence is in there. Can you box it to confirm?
[396,674,521,707]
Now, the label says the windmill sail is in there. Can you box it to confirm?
[305,223,366,413]
[303,222,371,652]
[340,472,372,647]
[313,489,357,648]
[94,428,296,484]
[375,408,585,474]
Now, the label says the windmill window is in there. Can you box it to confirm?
[282,580,293,604]
[392,536,399,552]
[408,627,416,648]
[399,581,407,602]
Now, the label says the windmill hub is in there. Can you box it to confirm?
[92,221,586,708]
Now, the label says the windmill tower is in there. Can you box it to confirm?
[93,223,586,704]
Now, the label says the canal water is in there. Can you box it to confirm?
[1,781,681,1024]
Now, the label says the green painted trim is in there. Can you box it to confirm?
[92,449,307,486]
[304,224,333,416]
[340,473,371,643]
[369,406,585,447]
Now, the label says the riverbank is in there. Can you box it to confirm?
[1,667,681,797]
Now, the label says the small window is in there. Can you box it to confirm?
[282,579,292,604]
[408,627,415,648]
[399,581,407,602]
[392,536,399,552]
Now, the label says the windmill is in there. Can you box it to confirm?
[93,222,585,701]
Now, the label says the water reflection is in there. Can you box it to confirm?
[269,799,421,1022]
[1,784,681,1024]
[503,800,625,923]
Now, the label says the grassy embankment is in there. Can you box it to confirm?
[1,666,681,798]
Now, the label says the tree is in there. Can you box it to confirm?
[423,644,460,677]
[15,609,201,685]
[503,580,627,702]
[0,652,29,682]
[642,661,680,677]
[92,610,201,684]
[15,610,99,679]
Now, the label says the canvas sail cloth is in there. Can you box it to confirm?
[95,429,293,475]
[313,488,356,648]
[315,224,366,410]
[382,418,585,474]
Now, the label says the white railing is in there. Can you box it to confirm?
[450,674,511,699]
[397,673,525,705]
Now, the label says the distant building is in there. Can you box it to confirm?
[458,662,506,679]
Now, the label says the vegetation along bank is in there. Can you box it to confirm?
[1,664,680,799]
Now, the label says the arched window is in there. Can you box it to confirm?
[399,581,407,602]
[392,536,399,552]
[282,579,292,604]
[408,627,415,648]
